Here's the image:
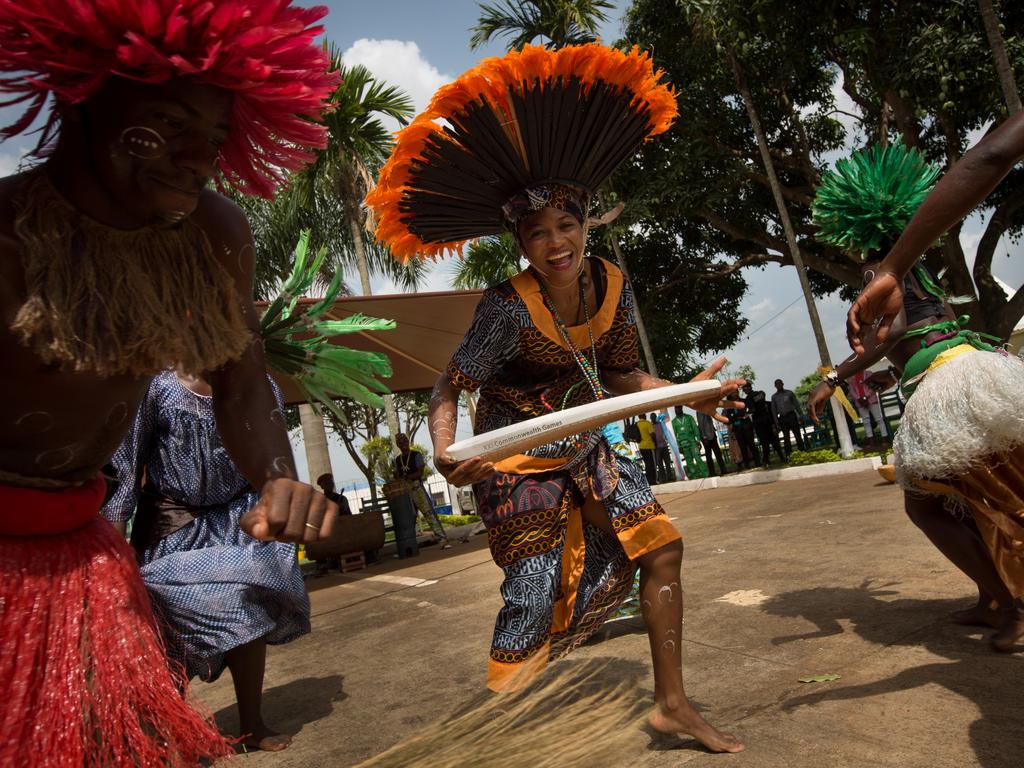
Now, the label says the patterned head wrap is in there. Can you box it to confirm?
[502,183,590,230]
[0,0,339,198]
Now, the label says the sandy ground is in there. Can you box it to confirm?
[193,471,1023,768]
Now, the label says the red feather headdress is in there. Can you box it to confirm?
[0,0,339,198]
[365,43,678,261]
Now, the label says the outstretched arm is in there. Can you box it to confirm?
[199,193,336,543]
[604,356,746,424]
[848,111,1024,352]
[809,313,906,422]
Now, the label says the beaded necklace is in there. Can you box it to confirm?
[538,271,605,411]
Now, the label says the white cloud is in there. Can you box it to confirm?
[714,264,853,388]
[342,39,451,131]
[745,296,775,319]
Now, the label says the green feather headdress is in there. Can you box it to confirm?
[812,144,941,261]
[261,231,395,422]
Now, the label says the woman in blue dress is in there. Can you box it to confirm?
[104,368,310,752]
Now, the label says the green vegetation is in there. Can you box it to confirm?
[787,449,843,466]
[788,448,889,465]
[419,514,481,531]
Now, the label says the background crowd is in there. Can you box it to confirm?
[622,371,900,484]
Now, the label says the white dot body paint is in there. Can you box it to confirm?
[35,445,75,471]
[237,244,255,275]
[271,456,292,478]
[269,408,286,428]
[119,126,167,160]
[14,411,54,434]
[661,639,676,654]
[658,583,679,604]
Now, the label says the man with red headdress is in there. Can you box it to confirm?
[0,1,340,763]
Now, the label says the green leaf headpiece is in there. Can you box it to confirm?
[812,144,940,261]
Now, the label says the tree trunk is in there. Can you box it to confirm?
[299,404,333,485]
[609,236,660,378]
[978,0,1022,114]
[730,53,855,456]
[346,210,403,447]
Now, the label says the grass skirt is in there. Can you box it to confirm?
[0,479,232,766]
[895,350,1024,597]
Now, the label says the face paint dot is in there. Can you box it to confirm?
[119,126,166,159]
[14,411,54,434]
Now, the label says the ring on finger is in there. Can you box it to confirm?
[304,522,321,532]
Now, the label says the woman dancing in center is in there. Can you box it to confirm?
[366,44,745,753]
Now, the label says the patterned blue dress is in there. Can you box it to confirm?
[103,371,310,682]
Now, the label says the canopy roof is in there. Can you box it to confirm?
[256,289,484,405]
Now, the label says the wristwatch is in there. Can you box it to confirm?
[823,369,840,388]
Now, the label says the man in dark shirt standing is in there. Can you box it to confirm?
[743,383,786,467]
[722,391,757,470]
[770,379,806,455]
[696,412,728,476]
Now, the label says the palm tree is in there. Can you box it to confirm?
[292,57,419,295]
[449,233,522,289]
[281,56,419,477]
[470,0,614,50]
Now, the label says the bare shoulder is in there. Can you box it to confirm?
[191,189,255,278]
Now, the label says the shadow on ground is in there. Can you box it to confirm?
[212,674,346,737]
[764,581,1022,768]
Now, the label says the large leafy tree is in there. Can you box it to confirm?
[620,0,1024,338]
[607,222,747,379]
[470,0,614,50]
[239,60,425,298]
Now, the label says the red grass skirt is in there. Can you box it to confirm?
[0,477,233,766]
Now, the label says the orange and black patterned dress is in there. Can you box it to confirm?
[446,257,682,691]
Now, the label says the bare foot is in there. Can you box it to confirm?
[990,608,1024,653]
[950,603,1001,628]
[239,729,292,753]
[649,704,745,753]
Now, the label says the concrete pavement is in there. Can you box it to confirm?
[194,471,1023,767]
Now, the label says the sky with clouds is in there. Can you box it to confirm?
[1,1,1020,490]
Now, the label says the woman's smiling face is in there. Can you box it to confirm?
[516,206,585,289]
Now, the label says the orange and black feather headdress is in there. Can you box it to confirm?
[365,43,677,261]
